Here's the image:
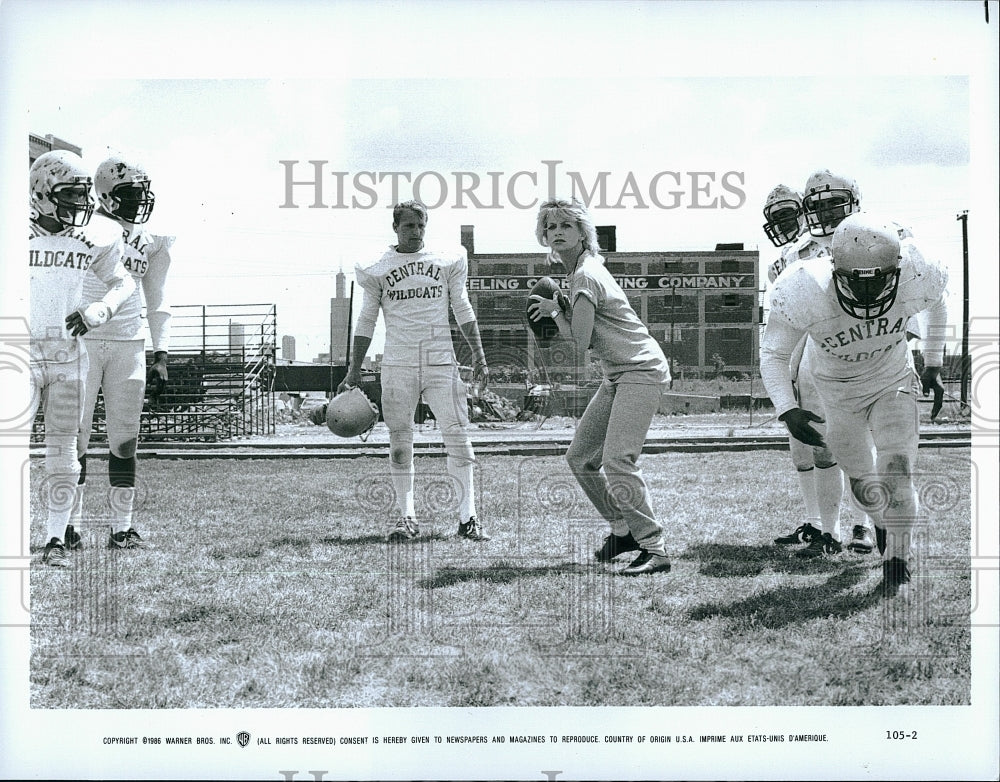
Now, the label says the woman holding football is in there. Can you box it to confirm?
[528,198,671,575]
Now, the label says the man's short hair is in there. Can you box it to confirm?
[392,200,428,227]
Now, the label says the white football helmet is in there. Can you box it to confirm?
[29,150,95,228]
[326,386,379,439]
[762,184,804,247]
[830,213,902,319]
[95,156,156,224]
[802,169,861,236]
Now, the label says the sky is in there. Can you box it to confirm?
[1,1,998,780]
[2,4,995,362]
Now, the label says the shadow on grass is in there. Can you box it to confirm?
[681,542,881,578]
[687,562,883,628]
[319,532,456,546]
[420,560,588,589]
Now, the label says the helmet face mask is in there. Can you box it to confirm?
[833,266,902,319]
[96,157,156,224]
[30,150,96,229]
[762,184,804,247]
[50,182,95,227]
[107,181,156,223]
[802,169,861,236]
[763,200,803,247]
[830,212,902,319]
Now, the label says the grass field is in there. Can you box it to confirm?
[28,449,972,709]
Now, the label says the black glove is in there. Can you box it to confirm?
[920,365,945,420]
[146,351,169,401]
[778,407,827,447]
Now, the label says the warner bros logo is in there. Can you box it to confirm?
[237,732,251,748]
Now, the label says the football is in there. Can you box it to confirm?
[527,276,563,347]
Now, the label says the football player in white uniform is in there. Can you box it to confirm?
[338,201,490,542]
[766,170,879,558]
[760,213,948,599]
[67,155,174,551]
[28,150,135,567]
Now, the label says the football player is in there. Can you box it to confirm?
[760,213,949,599]
[338,201,490,542]
[66,155,174,551]
[28,150,135,567]
[767,170,878,558]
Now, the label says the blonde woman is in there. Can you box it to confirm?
[528,199,671,575]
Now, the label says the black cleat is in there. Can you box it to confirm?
[64,524,82,551]
[42,537,70,568]
[846,524,875,554]
[457,516,490,541]
[594,532,640,562]
[881,557,911,599]
[796,532,843,559]
[774,522,821,546]
[107,528,147,550]
[620,550,671,576]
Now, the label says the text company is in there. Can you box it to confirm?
[279,160,746,211]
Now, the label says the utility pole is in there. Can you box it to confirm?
[956,211,969,405]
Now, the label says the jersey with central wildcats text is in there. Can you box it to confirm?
[354,245,476,367]
[761,239,947,414]
[29,215,130,362]
[80,221,174,352]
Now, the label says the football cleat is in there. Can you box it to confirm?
[64,524,83,551]
[457,516,491,542]
[774,523,821,546]
[881,557,911,599]
[42,538,70,568]
[795,532,843,559]
[620,550,671,576]
[846,524,875,554]
[594,532,640,562]
[107,528,147,550]
[387,516,419,542]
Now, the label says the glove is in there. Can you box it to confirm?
[146,352,168,401]
[920,365,945,420]
[65,302,112,336]
[778,407,827,447]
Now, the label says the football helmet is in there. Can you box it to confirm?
[762,184,804,247]
[326,386,379,439]
[29,150,95,228]
[830,213,902,320]
[802,169,861,236]
[95,156,156,224]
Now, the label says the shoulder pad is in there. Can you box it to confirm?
[898,242,948,306]
[768,258,832,330]
[84,214,126,248]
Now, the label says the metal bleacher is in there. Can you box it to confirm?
[32,304,277,444]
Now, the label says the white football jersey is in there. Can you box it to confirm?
[762,238,947,414]
[80,221,174,352]
[29,215,131,362]
[354,245,476,367]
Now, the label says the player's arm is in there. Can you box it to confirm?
[142,235,175,397]
[339,273,379,392]
[760,315,826,447]
[65,236,136,336]
[448,252,488,387]
[918,294,948,417]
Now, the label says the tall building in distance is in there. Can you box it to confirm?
[281,335,296,362]
[456,225,759,380]
[329,268,352,366]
